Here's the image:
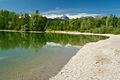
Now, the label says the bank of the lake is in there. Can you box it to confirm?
[50,34,120,80]
[0,30,114,36]
[0,30,115,36]
[0,30,44,33]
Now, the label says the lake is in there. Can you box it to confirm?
[0,32,108,80]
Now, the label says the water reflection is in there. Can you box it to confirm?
[0,32,108,50]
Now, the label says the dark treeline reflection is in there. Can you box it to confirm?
[0,32,108,50]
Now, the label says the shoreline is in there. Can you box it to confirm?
[0,30,44,33]
[45,31,114,37]
[0,30,114,37]
[50,34,120,80]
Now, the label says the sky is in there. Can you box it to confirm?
[0,0,120,18]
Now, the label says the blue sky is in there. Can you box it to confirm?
[0,0,120,18]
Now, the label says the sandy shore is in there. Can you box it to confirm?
[45,31,114,36]
[50,33,120,80]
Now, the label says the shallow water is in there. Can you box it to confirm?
[0,32,108,80]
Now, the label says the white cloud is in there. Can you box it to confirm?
[66,13,100,19]
[43,14,62,19]
[42,10,63,15]
[42,13,100,19]
[42,8,100,19]
[42,8,65,15]
[42,7,120,19]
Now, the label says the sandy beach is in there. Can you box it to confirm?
[50,32,120,80]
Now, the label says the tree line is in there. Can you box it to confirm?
[46,15,120,34]
[0,10,120,34]
[0,10,47,31]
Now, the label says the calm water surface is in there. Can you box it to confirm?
[0,32,108,80]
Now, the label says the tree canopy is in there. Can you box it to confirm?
[0,10,120,34]
[46,15,120,34]
[0,10,47,31]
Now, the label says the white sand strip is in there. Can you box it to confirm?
[46,31,114,36]
[50,34,120,80]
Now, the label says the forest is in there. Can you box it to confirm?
[0,10,120,34]
[46,15,120,34]
[0,10,47,31]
